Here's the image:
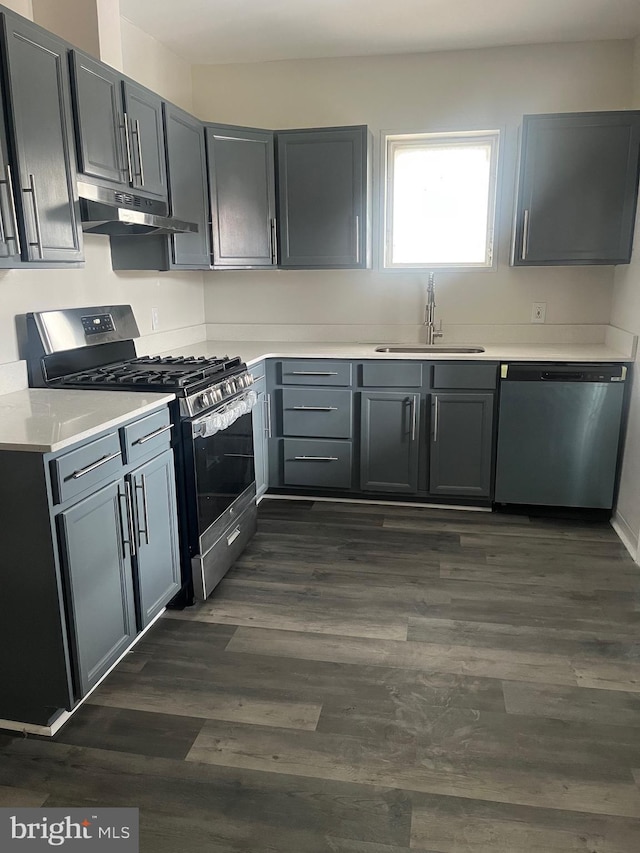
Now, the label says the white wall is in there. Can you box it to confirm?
[0,4,203,382]
[611,38,640,554]
[194,41,632,340]
[2,0,32,17]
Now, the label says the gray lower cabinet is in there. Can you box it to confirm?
[429,392,494,497]
[252,373,269,499]
[58,479,137,697]
[130,450,181,628]
[513,111,640,265]
[1,12,83,264]
[206,124,276,268]
[360,391,420,493]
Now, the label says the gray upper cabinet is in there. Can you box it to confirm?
[206,124,276,268]
[513,111,640,265]
[0,80,20,266]
[1,13,83,263]
[130,450,181,628]
[276,126,369,268]
[70,51,126,186]
[58,479,137,697]
[429,392,494,498]
[360,391,420,493]
[122,81,167,200]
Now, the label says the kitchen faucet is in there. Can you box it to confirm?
[424,272,443,344]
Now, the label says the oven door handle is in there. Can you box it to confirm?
[192,390,257,439]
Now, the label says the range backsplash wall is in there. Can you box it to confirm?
[194,40,632,341]
[0,3,204,382]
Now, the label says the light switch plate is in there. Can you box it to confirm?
[531,302,546,323]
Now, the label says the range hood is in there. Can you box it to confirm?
[78,181,198,237]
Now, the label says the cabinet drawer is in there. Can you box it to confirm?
[282,389,352,438]
[432,363,498,390]
[52,432,123,504]
[122,408,172,465]
[283,439,352,488]
[279,360,352,386]
[361,361,423,387]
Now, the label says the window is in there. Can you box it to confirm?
[384,130,500,269]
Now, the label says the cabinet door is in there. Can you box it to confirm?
[252,375,269,499]
[130,450,181,628]
[58,479,136,697]
[513,111,640,265]
[165,104,210,268]
[0,88,20,267]
[276,126,367,268]
[206,125,276,267]
[123,81,168,200]
[70,51,127,186]
[360,391,419,493]
[2,14,83,262]
[429,393,494,498]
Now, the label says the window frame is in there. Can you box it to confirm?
[382,128,501,272]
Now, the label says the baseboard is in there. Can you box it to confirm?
[262,493,491,512]
[611,512,639,563]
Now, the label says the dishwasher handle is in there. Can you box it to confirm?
[500,363,627,383]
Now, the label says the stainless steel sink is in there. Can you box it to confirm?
[374,345,486,354]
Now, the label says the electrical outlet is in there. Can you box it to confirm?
[151,306,160,331]
[531,302,546,323]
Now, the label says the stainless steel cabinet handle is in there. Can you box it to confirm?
[292,406,338,412]
[411,396,417,441]
[224,453,254,458]
[270,218,277,264]
[355,214,360,264]
[291,371,338,376]
[433,395,439,442]
[134,473,150,546]
[134,118,145,186]
[117,485,133,558]
[123,112,134,184]
[265,393,272,438]
[133,423,173,445]
[294,455,338,461]
[2,165,20,253]
[124,479,136,557]
[521,209,530,261]
[23,173,43,259]
[68,450,121,480]
[227,526,241,546]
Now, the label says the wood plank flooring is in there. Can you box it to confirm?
[2,498,640,851]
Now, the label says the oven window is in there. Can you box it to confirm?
[193,411,255,533]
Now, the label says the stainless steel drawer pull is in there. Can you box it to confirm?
[124,479,136,557]
[291,371,338,376]
[133,423,173,445]
[23,173,43,259]
[224,453,254,458]
[123,113,133,183]
[68,450,121,480]
[294,455,338,461]
[2,165,21,252]
[265,393,272,438]
[411,397,417,441]
[292,406,338,412]
[134,118,145,186]
[355,214,360,264]
[521,209,530,261]
[135,473,150,546]
[227,526,242,546]
[270,217,277,264]
[433,395,439,443]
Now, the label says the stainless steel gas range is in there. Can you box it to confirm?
[25,305,258,604]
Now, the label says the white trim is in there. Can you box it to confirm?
[0,608,167,738]
[262,493,490,512]
[611,512,639,563]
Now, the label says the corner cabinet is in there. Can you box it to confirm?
[275,126,370,268]
[512,111,640,266]
[206,124,276,268]
[0,12,83,264]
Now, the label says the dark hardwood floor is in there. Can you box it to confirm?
[2,499,640,851]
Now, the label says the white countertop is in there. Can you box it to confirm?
[161,340,632,365]
[0,389,175,453]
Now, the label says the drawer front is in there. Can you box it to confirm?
[283,439,352,488]
[122,408,172,465]
[193,501,258,600]
[250,359,266,382]
[282,389,352,438]
[52,432,123,504]
[361,361,423,387]
[279,360,352,386]
[432,363,498,390]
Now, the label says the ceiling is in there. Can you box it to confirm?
[119,0,640,65]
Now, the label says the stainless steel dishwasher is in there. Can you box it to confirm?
[495,363,627,508]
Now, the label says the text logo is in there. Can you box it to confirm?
[0,809,138,851]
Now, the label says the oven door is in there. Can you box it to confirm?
[189,391,257,542]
